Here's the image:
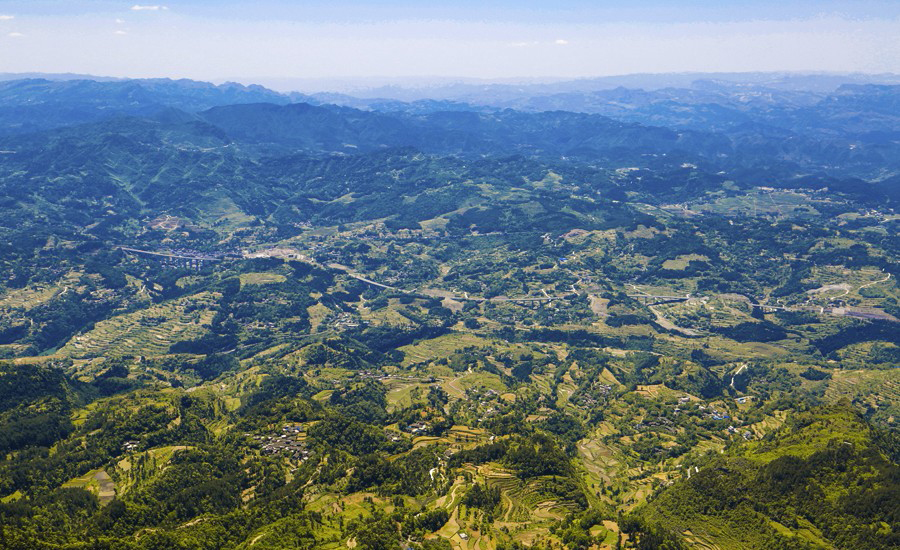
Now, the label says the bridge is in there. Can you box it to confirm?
[627,294,691,304]
[749,303,792,311]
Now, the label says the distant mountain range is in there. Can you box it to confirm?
[2,73,899,186]
[246,71,900,96]
[0,78,293,135]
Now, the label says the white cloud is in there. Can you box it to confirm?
[0,15,15,21]
[8,32,23,38]
[116,18,126,24]
[114,30,128,35]
[509,39,568,48]
[131,5,168,11]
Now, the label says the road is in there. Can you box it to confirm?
[858,272,891,291]
[118,246,221,262]
[730,364,748,388]
[328,263,576,304]
[120,245,894,323]
[648,305,700,337]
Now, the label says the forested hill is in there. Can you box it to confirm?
[0,78,291,136]
[635,405,900,549]
[197,102,715,160]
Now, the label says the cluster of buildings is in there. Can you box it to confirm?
[706,409,731,421]
[465,387,500,401]
[354,370,435,382]
[250,425,311,460]
[329,312,366,330]
[404,421,430,435]
[673,397,757,440]
[460,388,510,420]
[633,416,676,434]
[672,396,691,414]
[574,384,614,408]
[727,425,755,440]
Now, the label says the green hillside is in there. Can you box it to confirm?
[636,405,900,549]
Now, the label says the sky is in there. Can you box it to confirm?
[0,1,899,87]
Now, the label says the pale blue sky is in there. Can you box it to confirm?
[0,1,898,83]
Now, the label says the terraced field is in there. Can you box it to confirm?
[306,302,332,332]
[825,369,900,422]
[238,272,287,287]
[408,426,491,455]
[384,380,429,411]
[655,296,755,331]
[448,425,489,446]
[431,474,469,511]
[577,437,621,484]
[62,469,116,505]
[0,284,63,311]
[430,471,501,549]
[834,340,899,368]
[399,332,494,367]
[0,271,84,313]
[440,372,506,399]
[746,411,788,438]
[59,292,219,358]
[681,529,725,550]
[662,254,709,270]
[690,188,823,218]
[478,466,578,526]
[196,195,258,232]
[803,266,896,308]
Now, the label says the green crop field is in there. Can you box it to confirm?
[59,292,218,358]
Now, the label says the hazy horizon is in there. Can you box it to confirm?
[1,1,899,82]
[5,69,900,96]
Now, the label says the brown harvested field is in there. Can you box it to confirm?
[149,214,183,230]
[589,295,609,317]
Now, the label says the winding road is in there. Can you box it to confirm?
[730,364,748,388]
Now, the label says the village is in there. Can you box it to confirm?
[249,425,311,460]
